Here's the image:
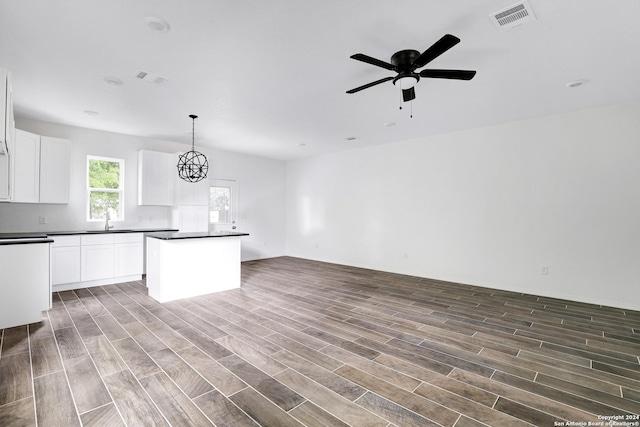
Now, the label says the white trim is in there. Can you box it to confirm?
[86,155,125,222]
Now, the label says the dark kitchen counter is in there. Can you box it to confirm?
[44,228,178,235]
[0,234,53,246]
[0,229,178,245]
[146,231,249,240]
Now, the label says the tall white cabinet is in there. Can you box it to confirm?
[13,129,71,204]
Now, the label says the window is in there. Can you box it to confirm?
[209,179,237,226]
[87,156,124,221]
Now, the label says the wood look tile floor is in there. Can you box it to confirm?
[1,256,640,426]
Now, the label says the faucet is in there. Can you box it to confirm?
[104,212,114,231]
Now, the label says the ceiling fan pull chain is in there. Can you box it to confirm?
[410,100,413,118]
[399,90,403,110]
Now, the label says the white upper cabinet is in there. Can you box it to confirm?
[40,136,71,204]
[138,150,174,206]
[12,129,71,204]
[13,129,40,203]
[0,68,13,156]
[0,68,15,201]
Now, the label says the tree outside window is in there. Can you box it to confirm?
[87,156,124,221]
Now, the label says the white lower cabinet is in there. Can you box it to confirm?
[81,243,115,281]
[51,233,143,290]
[51,235,81,285]
[114,234,144,277]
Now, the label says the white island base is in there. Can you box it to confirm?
[146,232,248,303]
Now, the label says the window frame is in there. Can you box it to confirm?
[86,155,125,222]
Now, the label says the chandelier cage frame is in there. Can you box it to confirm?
[177,114,209,183]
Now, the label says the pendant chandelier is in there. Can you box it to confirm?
[177,114,209,183]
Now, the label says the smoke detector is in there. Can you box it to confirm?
[490,1,536,32]
[136,70,168,84]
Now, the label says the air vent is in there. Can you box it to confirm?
[136,70,168,84]
[490,1,536,31]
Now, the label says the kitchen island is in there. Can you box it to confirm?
[145,231,249,303]
[0,235,52,329]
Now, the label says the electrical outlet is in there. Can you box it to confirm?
[541,266,549,275]
[39,216,47,224]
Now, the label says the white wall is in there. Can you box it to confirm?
[1,118,287,261]
[286,100,640,311]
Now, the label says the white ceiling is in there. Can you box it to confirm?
[1,1,639,161]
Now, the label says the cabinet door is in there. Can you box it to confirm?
[13,129,40,203]
[40,136,71,204]
[81,244,115,281]
[52,246,81,285]
[138,150,173,206]
[114,242,143,276]
[0,70,12,200]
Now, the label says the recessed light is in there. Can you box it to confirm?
[104,76,123,86]
[383,122,396,127]
[566,79,587,88]
[144,17,171,33]
[84,110,99,116]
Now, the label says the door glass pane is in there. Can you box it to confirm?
[210,186,231,223]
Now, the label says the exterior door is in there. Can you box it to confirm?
[208,178,238,232]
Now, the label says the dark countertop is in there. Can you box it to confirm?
[45,228,178,236]
[0,237,54,246]
[146,231,250,240]
[0,228,178,245]
[0,232,49,239]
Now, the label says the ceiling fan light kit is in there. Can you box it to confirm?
[347,34,476,107]
[393,75,419,90]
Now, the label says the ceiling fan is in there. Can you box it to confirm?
[346,34,476,103]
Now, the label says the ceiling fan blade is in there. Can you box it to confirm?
[350,53,396,71]
[412,34,460,69]
[346,76,394,94]
[402,87,415,102]
[419,69,476,80]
